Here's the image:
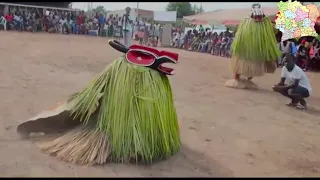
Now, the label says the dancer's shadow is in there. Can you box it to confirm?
[128,145,233,177]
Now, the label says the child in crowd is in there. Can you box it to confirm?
[138,28,144,45]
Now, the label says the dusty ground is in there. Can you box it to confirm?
[0,31,320,177]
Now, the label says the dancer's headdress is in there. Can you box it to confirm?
[250,3,265,22]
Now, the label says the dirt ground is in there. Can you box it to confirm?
[1,31,320,177]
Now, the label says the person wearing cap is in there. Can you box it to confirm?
[122,7,133,46]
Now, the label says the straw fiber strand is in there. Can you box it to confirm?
[38,125,110,165]
[230,56,265,77]
[225,78,258,90]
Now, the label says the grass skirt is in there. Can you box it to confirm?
[18,58,181,165]
[231,17,280,77]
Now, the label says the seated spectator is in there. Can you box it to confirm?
[205,32,213,53]
[147,35,157,47]
[198,32,210,52]
[209,32,218,54]
[189,32,200,51]
[273,54,312,109]
[212,35,222,55]
[220,33,230,56]
[225,34,234,57]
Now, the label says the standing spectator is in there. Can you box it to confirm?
[76,11,84,34]
[0,12,6,31]
[144,20,151,45]
[117,16,122,38]
[21,11,28,31]
[107,14,113,37]
[94,12,99,20]
[153,22,160,46]
[159,24,163,45]
[29,12,36,32]
[98,13,105,36]
[51,15,58,33]
[133,18,138,40]
[59,15,67,34]
[122,7,133,46]
[101,21,108,37]
[114,16,121,40]
[13,11,22,31]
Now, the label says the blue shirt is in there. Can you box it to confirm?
[99,17,105,24]
[291,44,297,54]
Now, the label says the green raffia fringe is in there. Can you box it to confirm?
[232,17,281,62]
[68,57,181,163]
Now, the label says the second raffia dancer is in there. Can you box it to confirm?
[225,4,280,89]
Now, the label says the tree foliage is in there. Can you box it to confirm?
[93,5,106,13]
[166,2,195,18]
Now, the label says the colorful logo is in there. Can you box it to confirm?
[275,0,319,41]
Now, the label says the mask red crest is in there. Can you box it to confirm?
[109,40,178,75]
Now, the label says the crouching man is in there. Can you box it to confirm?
[273,54,312,109]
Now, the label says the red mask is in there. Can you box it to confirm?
[109,40,178,75]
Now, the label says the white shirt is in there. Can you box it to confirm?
[139,20,145,30]
[103,24,108,30]
[154,24,160,31]
[122,15,132,31]
[145,23,151,30]
[0,16,6,23]
[180,33,185,40]
[14,15,20,21]
[117,19,122,26]
[173,32,180,41]
[281,65,312,94]
[59,19,67,25]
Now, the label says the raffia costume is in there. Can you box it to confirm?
[17,40,181,165]
[225,4,280,89]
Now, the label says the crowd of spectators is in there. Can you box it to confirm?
[170,25,233,58]
[0,7,163,46]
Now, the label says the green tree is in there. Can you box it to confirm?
[166,2,195,18]
[93,5,106,13]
